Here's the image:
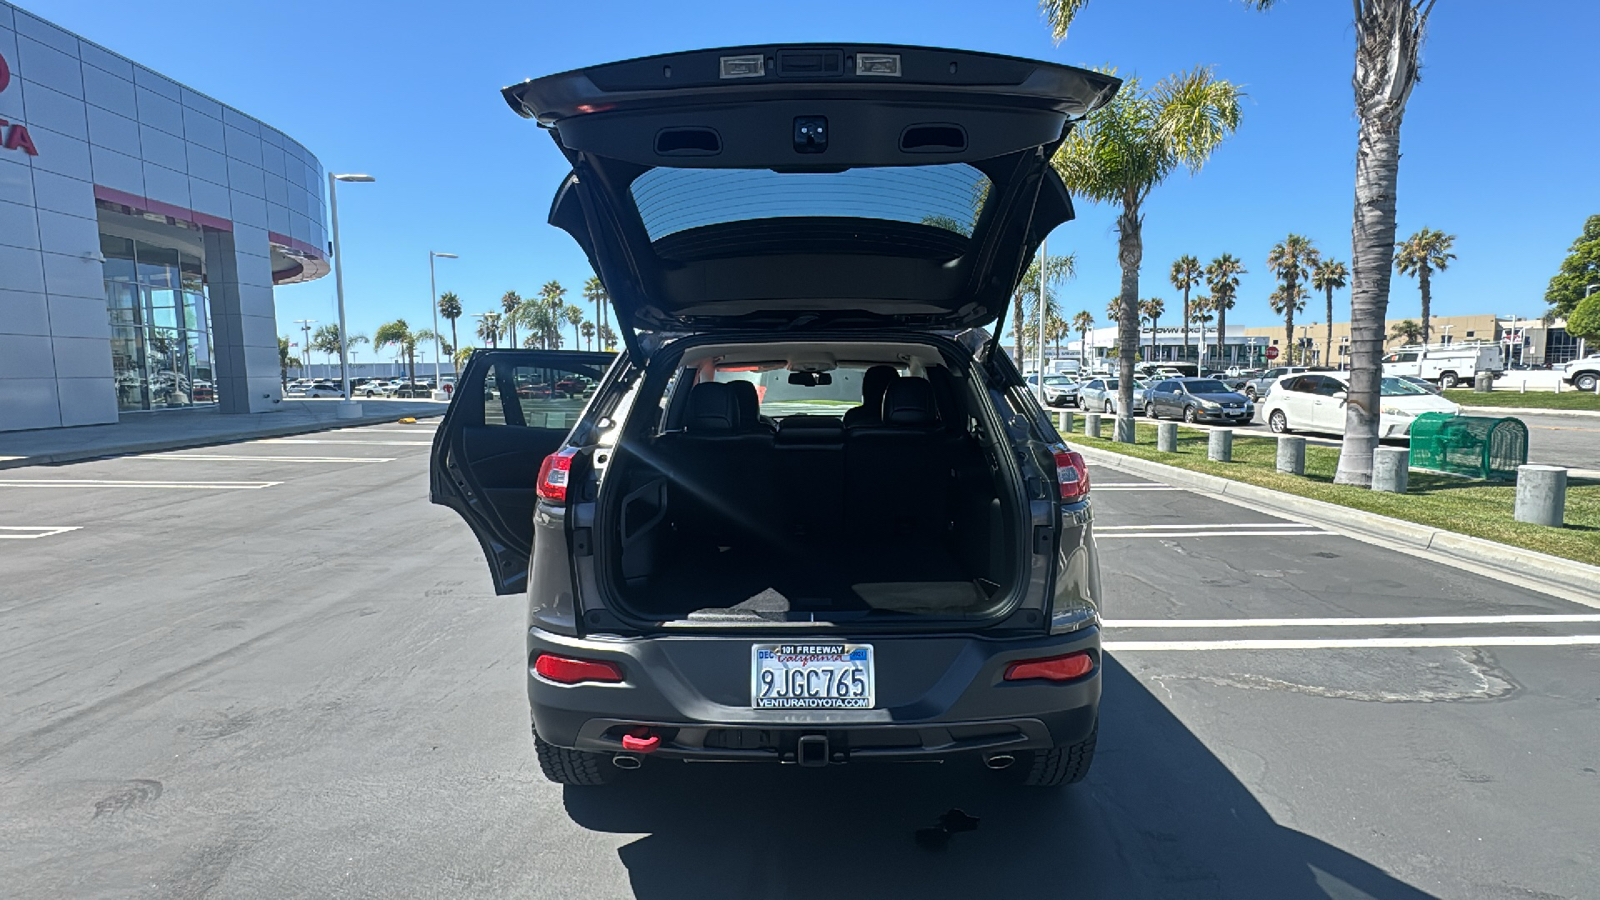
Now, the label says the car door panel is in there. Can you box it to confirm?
[431,349,619,594]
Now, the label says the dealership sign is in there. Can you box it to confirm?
[0,51,40,156]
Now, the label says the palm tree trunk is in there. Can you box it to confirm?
[1181,285,1190,362]
[407,347,415,386]
[1325,288,1334,368]
[1283,276,1297,361]
[1334,110,1403,485]
[1216,304,1226,364]
[1013,294,1024,366]
[508,318,517,352]
[449,320,458,371]
[1418,266,1432,344]
[1114,197,1141,442]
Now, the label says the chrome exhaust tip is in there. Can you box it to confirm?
[612,754,643,770]
[984,753,1016,770]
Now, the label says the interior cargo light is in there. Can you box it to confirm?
[534,654,624,685]
[1053,447,1091,503]
[720,54,765,79]
[855,53,902,76]
[1004,651,1094,683]
[536,447,579,503]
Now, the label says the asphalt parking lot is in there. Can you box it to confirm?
[2,422,1598,899]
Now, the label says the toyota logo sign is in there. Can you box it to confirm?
[0,51,40,156]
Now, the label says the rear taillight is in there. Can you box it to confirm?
[536,447,578,503]
[533,654,624,685]
[1053,447,1090,503]
[1004,651,1095,682]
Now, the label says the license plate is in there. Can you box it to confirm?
[752,644,874,709]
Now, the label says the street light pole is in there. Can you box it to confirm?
[429,251,458,398]
[1037,237,1047,403]
[329,172,375,419]
[293,319,315,373]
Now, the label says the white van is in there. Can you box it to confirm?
[1382,342,1504,388]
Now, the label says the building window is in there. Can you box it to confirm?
[1465,330,1475,338]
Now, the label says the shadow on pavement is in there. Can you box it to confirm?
[564,656,1438,899]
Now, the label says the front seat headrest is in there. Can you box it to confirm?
[881,377,939,426]
[725,380,764,430]
[686,382,740,433]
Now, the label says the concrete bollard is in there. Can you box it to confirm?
[1085,413,1102,439]
[1058,410,1074,435]
[1473,372,1493,392]
[1514,465,1568,526]
[1276,435,1306,475]
[1372,446,1410,493]
[1157,421,1178,453]
[1114,415,1136,444]
[1520,380,1526,393]
[1208,428,1233,462]
[1555,380,1562,394]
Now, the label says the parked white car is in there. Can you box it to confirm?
[1559,355,1600,393]
[1259,371,1459,438]
[288,382,344,399]
[1381,342,1504,388]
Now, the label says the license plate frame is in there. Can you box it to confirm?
[751,643,875,710]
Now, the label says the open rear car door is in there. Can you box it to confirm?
[503,44,1121,356]
[431,349,617,594]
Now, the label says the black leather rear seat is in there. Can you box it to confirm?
[651,382,774,548]
[774,415,845,544]
[844,377,958,545]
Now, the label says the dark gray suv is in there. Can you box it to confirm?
[430,44,1114,787]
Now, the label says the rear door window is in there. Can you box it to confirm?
[484,359,610,430]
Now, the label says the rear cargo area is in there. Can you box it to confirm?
[600,354,1019,622]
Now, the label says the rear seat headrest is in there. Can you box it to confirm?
[686,382,740,433]
[726,380,762,428]
[881,377,939,426]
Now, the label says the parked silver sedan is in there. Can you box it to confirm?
[1076,377,1149,414]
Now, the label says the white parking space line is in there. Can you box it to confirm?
[0,479,280,490]
[127,455,397,463]
[262,439,434,446]
[1098,529,1333,539]
[1106,635,1600,651]
[0,526,82,539]
[1093,482,1170,488]
[1094,486,1185,492]
[1105,614,1600,628]
[346,428,439,433]
[1098,523,1311,532]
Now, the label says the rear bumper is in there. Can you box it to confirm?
[526,626,1101,761]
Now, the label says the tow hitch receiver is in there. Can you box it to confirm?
[797,734,830,768]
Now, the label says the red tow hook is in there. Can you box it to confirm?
[621,729,660,754]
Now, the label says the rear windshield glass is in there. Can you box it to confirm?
[630,165,991,241]
[715,365,896,418]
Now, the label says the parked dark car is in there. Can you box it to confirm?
[430,44,1114,789]
[1146,377,1254,423]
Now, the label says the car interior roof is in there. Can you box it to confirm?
[677,341,947,370]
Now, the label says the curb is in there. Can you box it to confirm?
[1458,405,1600,419]
[1074,444,1600,598]
[0,411,444,470]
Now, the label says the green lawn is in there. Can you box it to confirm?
[1444,389,1600,411]
[1072,422,1600,566]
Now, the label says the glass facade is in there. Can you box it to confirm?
[102,234,217,411]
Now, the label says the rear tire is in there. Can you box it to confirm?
[1438,371,1458,389]
[1146,400,1159,419]
[1017,718,1098,787]
[1104,400,1114,413]
[533,725,616,786]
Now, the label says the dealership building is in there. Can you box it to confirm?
[1,2,328,433]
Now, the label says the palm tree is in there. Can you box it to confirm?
[583,276,608,334]
[499,291,522,350]
[1054,67,1242,436]
[1011,253,1077,365]
[1310,259,1349,367]
[597,323,618,352]
[1072,311,1095,362]
[562,304,586,349]
[580,320,595,350]
[1266,234,1320,354]
[438,291,463,370]
[476,312,501,349]
[1204,253,1246,366]
[310,324,368,387]
[374,319,435,386]
[540,280,567,313]
[1190,295,1216,366]
[1393,228,1456,344]
[278,336,300,387]
[453,345,476,372]
[1044,0,1438,483]
[1268,285,1309,363]
[1139,297,1165,362]
[1388,318,1423,346]
[1169,255,1202,362]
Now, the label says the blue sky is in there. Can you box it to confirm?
[24,0,1600,356]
